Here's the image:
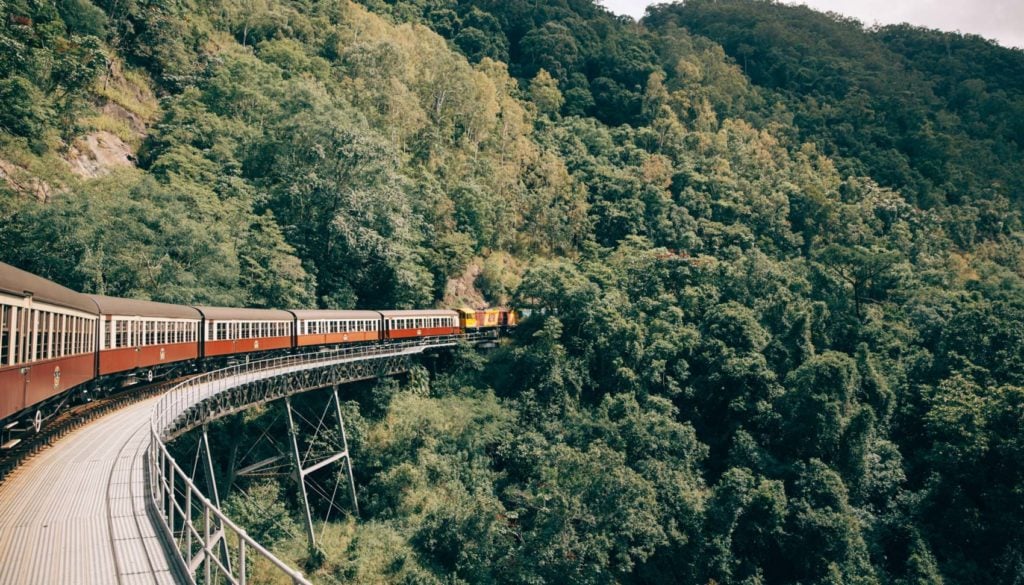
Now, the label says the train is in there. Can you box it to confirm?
[0,262,516,440]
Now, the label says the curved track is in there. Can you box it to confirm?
[0,397,182,584]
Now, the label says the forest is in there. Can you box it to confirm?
[1,0,1023,583]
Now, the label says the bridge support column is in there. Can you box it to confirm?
[284,395,318,553]
[332,386,360,519]
[200,424,233,576]
[284,387,359,554]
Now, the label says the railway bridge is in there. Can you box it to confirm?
[0,334,486,584]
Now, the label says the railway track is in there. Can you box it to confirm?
[0,378,188,486]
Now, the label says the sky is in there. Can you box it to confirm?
[600,0,1024,49]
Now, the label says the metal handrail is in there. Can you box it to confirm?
[146,333,489,584]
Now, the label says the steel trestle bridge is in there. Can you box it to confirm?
[0,333,492,584]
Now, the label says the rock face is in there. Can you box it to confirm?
[0,159,58,202]
[443,260,487,308]
[66,131,136,179]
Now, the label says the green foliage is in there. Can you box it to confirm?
[223,480,301,546]
[646,0,1024,209]
[529,68,563,118]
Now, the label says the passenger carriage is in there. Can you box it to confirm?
[290,310,382,347]
[88,295,202,380]
[196,306,294,358]
[0,264,98,427]
[381,309,460,339]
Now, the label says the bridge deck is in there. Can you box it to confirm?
[0,397,179,585]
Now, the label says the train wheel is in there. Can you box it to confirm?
[146,370,154,383]
[32,410,42,433]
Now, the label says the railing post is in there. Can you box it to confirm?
[168,460,175,537]
[239,539,247,585]
[185,486,192,562]
[204,505,211,585]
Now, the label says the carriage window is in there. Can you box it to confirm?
[115,320,126,349]
[50,313,58,359]
[51,314,59,358]
[1,306,9,366]
[59,315,68,356]
[34,311,45,362]
[215,322,225,341]
[16,309,24,363]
